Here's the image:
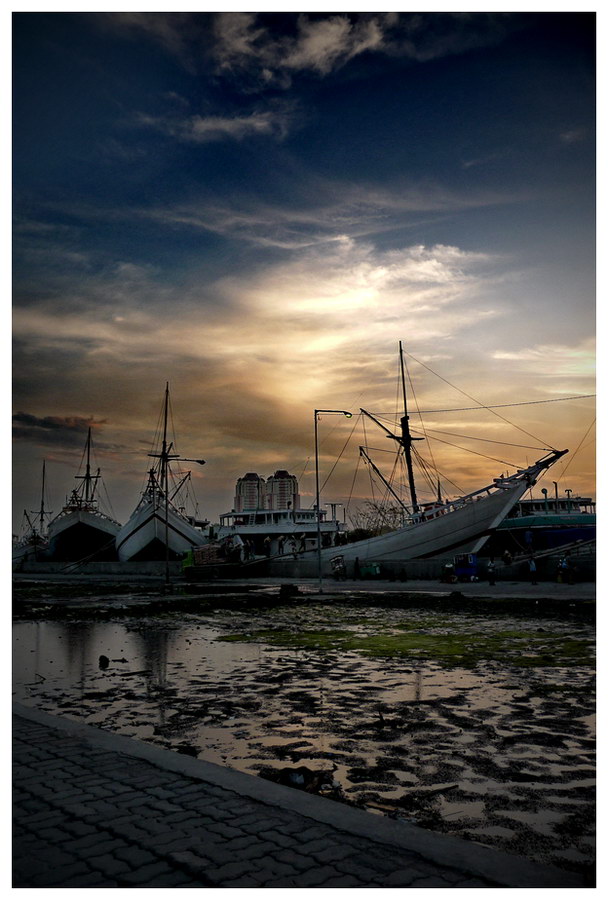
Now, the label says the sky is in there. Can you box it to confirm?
[11,9,596,532]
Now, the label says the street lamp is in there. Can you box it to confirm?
[314,409,352,594]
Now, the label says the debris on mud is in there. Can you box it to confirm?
[259,763,343,800]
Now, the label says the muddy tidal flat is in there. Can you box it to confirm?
[13,590,595,879]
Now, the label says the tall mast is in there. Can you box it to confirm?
[29,460,52,534]
[399,341,420,513]
[75,427,99,504]
[85,428,92,502]
[144,382,206,584]
[39,460,46,530]
[162,382,169,497]
[163,382,169,583]
[148,382,179,496]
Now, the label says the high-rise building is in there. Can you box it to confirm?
[264,470,300,510]
[234,473,265,512]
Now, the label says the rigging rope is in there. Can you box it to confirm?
[411,446,443,496]
[168,389,177,453]
[404,354,440,480]
[558,417,596,479]
[413,431,520,469]
[100,478,117,521]
[410,444,464,497]
[297,456,310,485]
[345,452,362,515]
[368,393,595,417]
[362,415,377,506]
[409,426,548,451]
[320,414,361,493]
[403,349,556,449]
[407,351,559,447]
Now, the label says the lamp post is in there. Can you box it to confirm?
[314,409,352,594]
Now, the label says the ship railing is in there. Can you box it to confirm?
[407,468,533,525]
[53,504,120,526]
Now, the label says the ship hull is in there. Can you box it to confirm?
[12,537,49,568]
[116,499,205,561]
[47,509,120,561]
[306,476,533,569]
[482,514,596,558]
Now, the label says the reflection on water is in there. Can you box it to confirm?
[12,608,595,877]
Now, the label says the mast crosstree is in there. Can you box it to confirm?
[361,341,424,513]
[73,429,100,506]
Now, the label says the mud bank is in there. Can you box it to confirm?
[12,578,596,621]
[13,595,595,882]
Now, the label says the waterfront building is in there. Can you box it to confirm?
[264,470,300,510]
[234,473,265,512]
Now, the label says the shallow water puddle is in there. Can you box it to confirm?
[13,603,595,876]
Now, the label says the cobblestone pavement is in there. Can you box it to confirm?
[13,704,583,888]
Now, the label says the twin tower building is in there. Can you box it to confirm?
[233,470,300,513]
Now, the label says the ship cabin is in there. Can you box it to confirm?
[507,495,595,518]
[216,507,347,556]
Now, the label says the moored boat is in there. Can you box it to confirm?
[116,384,207,562]
[12,461,51,568]
[314,450,567,567]
[274,343,569,575]
[481,492,595,559]
[46,430,121,561]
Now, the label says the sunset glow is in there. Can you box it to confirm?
[13,12,595,531]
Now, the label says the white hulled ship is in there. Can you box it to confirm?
[116,384,207,562]
[278,343,569,572]
[47,431,121,561]
[12,461,51,568]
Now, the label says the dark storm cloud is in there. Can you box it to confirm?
[210,12,522,86]
[93,12,523,90]
[12,413,107,446]
[384,12,515,63]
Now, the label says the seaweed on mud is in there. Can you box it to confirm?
[217,627,594,668]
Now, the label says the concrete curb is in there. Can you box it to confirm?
[13,702,585,888]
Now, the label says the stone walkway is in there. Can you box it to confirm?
[13,703,584,888]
